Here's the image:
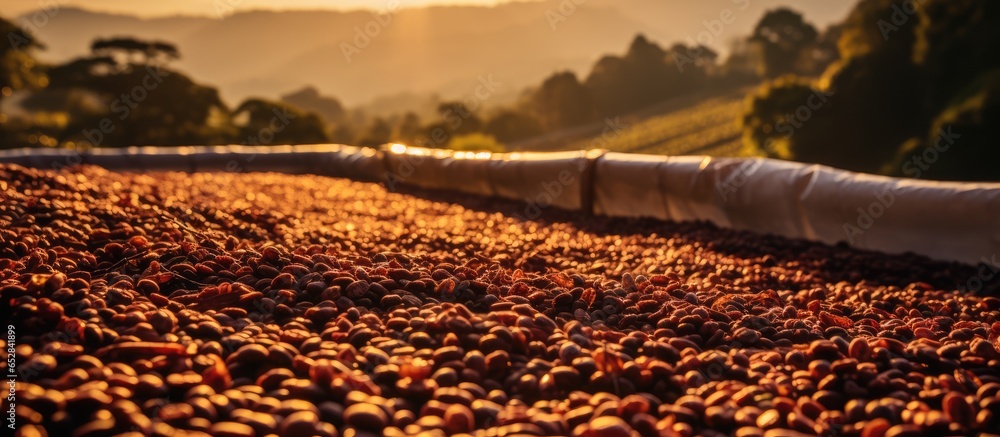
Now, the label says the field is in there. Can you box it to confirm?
[4,163,999,437]
[565,91,749,158]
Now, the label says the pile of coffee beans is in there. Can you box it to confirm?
[2,163,998,437]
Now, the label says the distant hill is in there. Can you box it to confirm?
[18,1,853,109]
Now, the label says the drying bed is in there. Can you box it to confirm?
[1,163,999,437]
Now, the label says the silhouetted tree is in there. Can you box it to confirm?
[533,72,597,131]
[393,111,422,144]
[719,39,761,84]
[1,17,47,99]
[750,8,819,78]
[330,123,357,145]
[436,101,483,135]
[281,86,346,125]
[484,110,542,143]
[812,24,843,74]
[584,55,629,115]
[585,35,719,116]
[670,43,718,74]
[46,38,231,147]
[0,16,50,148]
[357,117,392,147]
[91,38,179,64]
[613,35,677,110]
[836,0,914,60]
[585,35,710,116]
[232,99,329,145]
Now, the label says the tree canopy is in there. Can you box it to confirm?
[533,72,597,131]
[1,16,47,96]
[281,86,346,125]
[232,99,330,146]
[750,8,819,78]
[90,38,180,64]
[743,0,1000,180]
[584,35,712,116]
[43,36,228,147]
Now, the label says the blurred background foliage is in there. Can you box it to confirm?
[744,0,1000,181]
[1,0,997,181]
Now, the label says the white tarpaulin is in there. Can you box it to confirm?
[89,146,198,172]
[659,155,730,227]
[798,167,1000,265]
[711,157,814,238]
[488,150,599,212]
[383,147,494,195]
[593,152,669,219]
[313,145,385,182]
[384,146,599,212]
[594,153,1000,265]
[0,148,85,170]
[190,145,385,180]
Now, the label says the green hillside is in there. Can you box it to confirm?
[571,91,748,157]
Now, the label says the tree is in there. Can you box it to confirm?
[584,55,630,115]
[484,110,542,143]
[330,122,357,145]
[584,35,711,116]
[670,43,718,74]
[46,38,231,147]
[1,17,47,99]
[885,0,1000,182]
[742,0,1000,178]
[281,86,346,125]
[608,35,677,110]
[393,111,422,144]
[750,8,819,78]
[533,71,597,131]
[743,1,926,173]
[836,0,916,61]
[420,121,450,147]
[742,78,818,160]
[436,101,483,135]
[90,38,180,64]
[356,117,392,147]
[0,16,50,148]
[914,0,1000,115]
[809,23,843,75]
[232,99,330,145]
[719,39,762,85]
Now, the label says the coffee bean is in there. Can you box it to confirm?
[443,404,475,434]
[756,407,783,429]
[279,411,320,436]
[585,416,634,437]
[345,403,389,431]
[207,422,255,437]
[942,392,974,427]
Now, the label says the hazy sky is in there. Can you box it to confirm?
[2,0,522,18]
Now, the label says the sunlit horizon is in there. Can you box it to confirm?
[2,0,534,19]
